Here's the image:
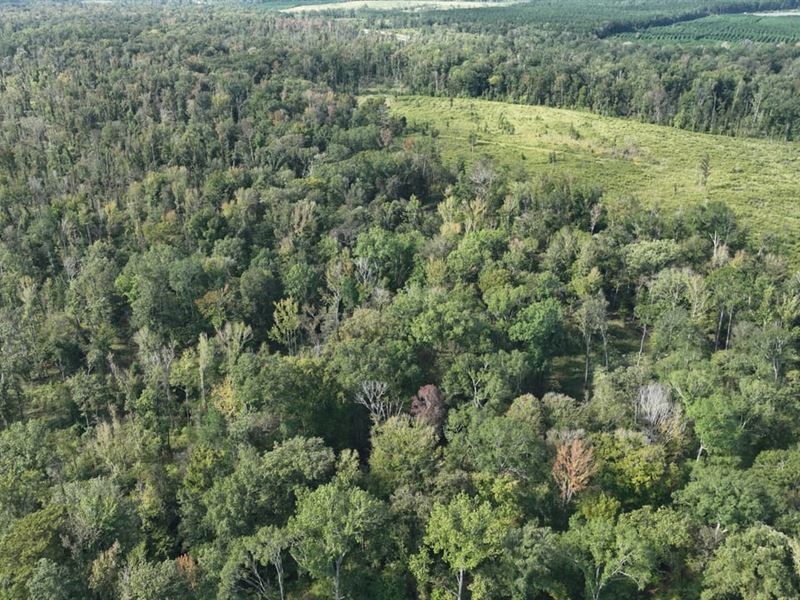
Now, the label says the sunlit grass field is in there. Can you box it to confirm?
[387,95,800,259]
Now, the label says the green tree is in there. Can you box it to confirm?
[204,437,335,542]
[26,558,75,600]
[56,476,137,570]
[575,292,609,390]
[444,405,548,492]
[592,431,681,509]
[289,480,387,600]
[702,524,800,600]
[415,492,512,600]
[118,557,191,600]
[0,419,56,524]
[269,298,301,354]
[675,458,774,531]
[0,504,66,599]
[508,298,564,369]
[368,415,441,497]
[219,526,291,600]
[513,525,569,600]
[565,507,691,600]
[354,227,421,290]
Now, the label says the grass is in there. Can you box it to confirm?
[385,95,800,260]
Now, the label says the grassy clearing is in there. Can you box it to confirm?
[386,95,800,259]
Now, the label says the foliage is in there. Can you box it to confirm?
[0,4,797,599]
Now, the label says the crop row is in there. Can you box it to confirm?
[620,14,800,44]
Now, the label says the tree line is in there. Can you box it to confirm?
[2,4,800,141]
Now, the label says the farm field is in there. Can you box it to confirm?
[387,95,800,258]
[618,12,800,44]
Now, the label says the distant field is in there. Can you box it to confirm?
[282,0,517,12]
[277,0,800,33]
[751,8,800,14]
[387,96,800,258]
[618,12,800,44]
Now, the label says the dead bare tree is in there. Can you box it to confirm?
[636,383,684,444]
[354,256,377,291]
[197,333,212,410]
[300,304,325,356]
[325,257,350,329]
[589,202,603,234]
[216,321,252,369]
[354,380,401,423]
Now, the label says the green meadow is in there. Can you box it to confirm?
[388,95,800,258]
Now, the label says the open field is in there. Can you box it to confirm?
[617,12,800,44]
[281,0,519,12]
[387,95,800,258]
[751,9,800,15]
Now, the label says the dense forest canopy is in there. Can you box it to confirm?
[3,1,800,138]
[0,3,798,600]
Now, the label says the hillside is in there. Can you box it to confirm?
[388,95,800,258]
